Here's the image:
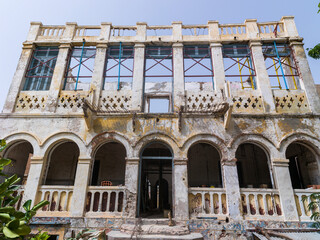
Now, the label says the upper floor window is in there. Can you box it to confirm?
[184,45,214,91]
[63,46,96,91]
[262,43,300,90]
[103,45,134,90]
[223,44,256,90]
[23,47,59,91]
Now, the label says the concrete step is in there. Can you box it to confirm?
[120,223,190,236]
[107,231,204,240]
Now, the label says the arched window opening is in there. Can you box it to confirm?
[188,143,222,188]
[2,141,33,185]
[44,142,79,186]
[90,142,126,186]
[236,143,273,188]
[286,143,320,189]
[138,142,173,218]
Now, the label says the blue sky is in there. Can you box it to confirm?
[0,0,319,111]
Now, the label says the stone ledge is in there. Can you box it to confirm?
[107,231,203,240]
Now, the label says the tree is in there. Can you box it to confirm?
[307,3,320,59]
[0,139,50,239]
[302,193,320,228]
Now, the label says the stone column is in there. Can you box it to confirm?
[272,158,299,221]
[90,43,108,107]
[70,158,92,217]
[210,43,226,94]
[172,43,185,112]
[221,158,242,221]
[45,43,71,112]
[290,40,320,113]
[124,158,139,218]
[250,41,276,113]
[173,158,189,220]
[131,43,145,112]
[22,156,44,206]
[2,43,34,113]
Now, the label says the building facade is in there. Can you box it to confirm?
[1,17,320,239]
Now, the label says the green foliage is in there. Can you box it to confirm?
[307,44,320,60]
[0,139,50,239]
[302,193,320,228]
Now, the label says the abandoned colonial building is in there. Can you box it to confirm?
[1,17,320,239]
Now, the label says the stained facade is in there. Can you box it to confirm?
[1,17,320,239]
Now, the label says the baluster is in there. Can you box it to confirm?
[301,195,308,217]
[269,25,272,33]
[98,191,103,212]
[115,191,119,212]
[63,191,69,211]
[218,193,223,214]
[201,193,205,213]
[254,194,259,215]
[48,191,53,211]
[245,194,250,216]
[121,190,126,213]
[106,191,111,212]
[89,191,95,212]
[263,194,268,216]
[210,193,214,214]
[56,191,62,211]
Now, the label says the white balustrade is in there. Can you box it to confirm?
[240,188,283,220]
[188,188,227,218]
[86,186,126,216]
[37,186,73,212]
[182,25,208,36]
[219,24,246,35]
[111,26,136,37]
[75,26,101,37]
[258,22,284,35]
[294,189,320,221]
[39,26,65,37]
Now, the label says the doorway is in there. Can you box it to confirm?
[138,142,173,218]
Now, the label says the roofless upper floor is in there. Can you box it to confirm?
[2,17,320,116]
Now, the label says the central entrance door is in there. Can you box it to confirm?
[138,142,173,218]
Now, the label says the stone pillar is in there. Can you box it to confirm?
[131,43,145,112]
[22,156,44,206]
[250,41,276,113]
[26,21,42,42]
[210,43,226,94]
[290,40,320,113]
[173,158,189,220]
[45,43,71,112]
[172,43,185,112]
[281,16,299,38]
[70,158,92,217]
[124,158,139,218]
[272,158,299,221]
[221,158,242,221]
[62,22,77,41]
[90,43,108,107]
[2,43,34,113]
[99,22,112,41]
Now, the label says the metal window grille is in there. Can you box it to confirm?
[23,47,59,91]
[103,45,134,90]
[184,45,214,90]
[262,43,300,90]
[63,46,96,91]
[223,44,256,90]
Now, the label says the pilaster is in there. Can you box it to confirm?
[131,43,145,112]
[272,158,299,221]
[290,40,320,113]
[63,22,77,40]
[250,41,276,113]
[70,158,92,217]
[2,44,34,113]
[45,43,71,112]
[21,156,44,206]
[124,158,139,218]
[173,158,189,220]
[26,22,42,42]
[90,43,108,107]
[210,43,226,93]
[172,43,185,112]
[281,16,299,38]
[221,158,242,221]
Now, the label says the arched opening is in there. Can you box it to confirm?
[90,142,126,186]
[138,142,173,218]
[2,141,33,185]
[187,142,222,187]
[286,142,320,189]
[236,143,273,188]
[44,141,79,185]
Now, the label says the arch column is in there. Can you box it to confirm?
[22,156,45,207]
[173,158,189,220]
[124,157,139,218]
[70,158,92,217]
[272,158,299,221]
[221,158,242,221]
